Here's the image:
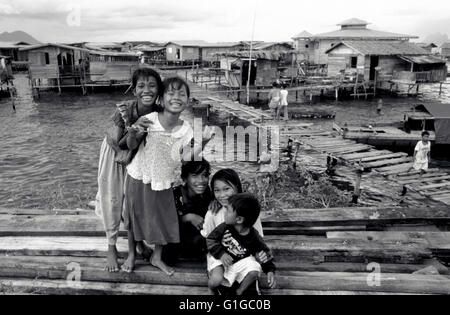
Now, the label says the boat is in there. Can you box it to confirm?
[334,102,450,148]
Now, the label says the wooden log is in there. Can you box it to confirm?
[323,145,371,154]
[0,256,449,294]
[0,208,95,216]
[326,232,450,251]
[0,236,432,264]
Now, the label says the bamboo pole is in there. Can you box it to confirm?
[246,0,258,105]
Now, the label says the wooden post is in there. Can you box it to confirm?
[374,70,377,97]
[352,168,363,204]
[439,82,443,95]
[57,77,62,95]
[335,87,339,101]
[296,90,298,101]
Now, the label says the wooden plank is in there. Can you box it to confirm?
[340,150,392,161]
[359,152,409,163]
[417,182,450,191]
[0,256,449,294]
[397,175,450,185]
[0,208,95,216]
[395,169,442,177]
[376,163,414,173]
[263,206,450,227]
[324,145,371,154]
[364,157,413,169]
[0,278,428,296]
[0,236,432,264]
[426,190,450,197]
[326,232,450,250]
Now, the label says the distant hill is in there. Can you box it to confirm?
[0,31,41,44]
[423,33,449,46]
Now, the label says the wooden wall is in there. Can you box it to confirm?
[255,59,278,86]
[294,39,316,63]
[165,44,200,62]
[89,62,136,82]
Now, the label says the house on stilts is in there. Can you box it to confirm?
[20,43,140,97]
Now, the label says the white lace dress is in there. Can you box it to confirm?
[123,112,194,245]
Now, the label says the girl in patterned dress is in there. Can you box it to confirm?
[122,77,213,275]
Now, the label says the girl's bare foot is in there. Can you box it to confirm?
[150,255,174,276]
[121,254,136,273]
[105,245,119,273]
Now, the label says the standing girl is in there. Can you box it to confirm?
[95,66,163,272]
[200,169,267,294]
[122,77,212,275]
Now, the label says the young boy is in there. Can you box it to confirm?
[412,131,431,174]
[206,193,276,295]
[163,160,213,265]
[278,84,289,121]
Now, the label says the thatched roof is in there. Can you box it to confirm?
[326,41,430,56]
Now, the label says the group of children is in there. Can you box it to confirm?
[95,65,276,295]
[268,82,289,121]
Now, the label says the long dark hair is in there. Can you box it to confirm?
[209,169,243,214]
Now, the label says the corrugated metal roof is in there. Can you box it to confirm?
[312,28,417,40]
[292,31,313,39]
[252,42,293,50]
[326,41,430,56]
[215,50,292,60]
[19,43,89,52]
[420,103,450,119]
[338,18,368,26]
[88,50,138,57]
[0,41,28,48]
[400,55,447,64]
[440,42,450,49]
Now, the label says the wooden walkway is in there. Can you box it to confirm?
[0,206,449,295]
[292,133,450,206]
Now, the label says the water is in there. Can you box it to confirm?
[1,74,449,209]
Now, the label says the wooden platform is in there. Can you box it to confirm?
[0,207,449,295]
[291,134,450,207]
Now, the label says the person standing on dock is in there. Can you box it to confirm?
[278,84,289,121]
[268,82,281,119]
[411,131,431,174]
[95,66,163,273]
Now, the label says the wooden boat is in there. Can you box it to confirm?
[334,102,450,148]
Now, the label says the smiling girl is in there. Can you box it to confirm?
[122,77,213,275]
[95,66,162,273]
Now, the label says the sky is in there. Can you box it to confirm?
[0,0,449,43]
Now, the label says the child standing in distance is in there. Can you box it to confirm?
[201,169,268,294]
[206,193,276,295]
[268,82,281,119]
[278,84,289,121]
[95,66,163,273]
[412,131,431,174]
[122,77,213,275]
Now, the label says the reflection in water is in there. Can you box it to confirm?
[0,74,449,209]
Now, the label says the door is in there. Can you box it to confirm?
[241,60,257,87]
[369,56,379,81]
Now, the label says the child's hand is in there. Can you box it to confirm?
[132,117,153,133]
[256,251,270,264]
[188,214,204,231]
[267,272,276,289]
[220,253,233,267]
[202,125,215,142]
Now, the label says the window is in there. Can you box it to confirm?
[350,56,358,68]
[168,47,173,54]
[305,44,309,48]
[45,52,50,65]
